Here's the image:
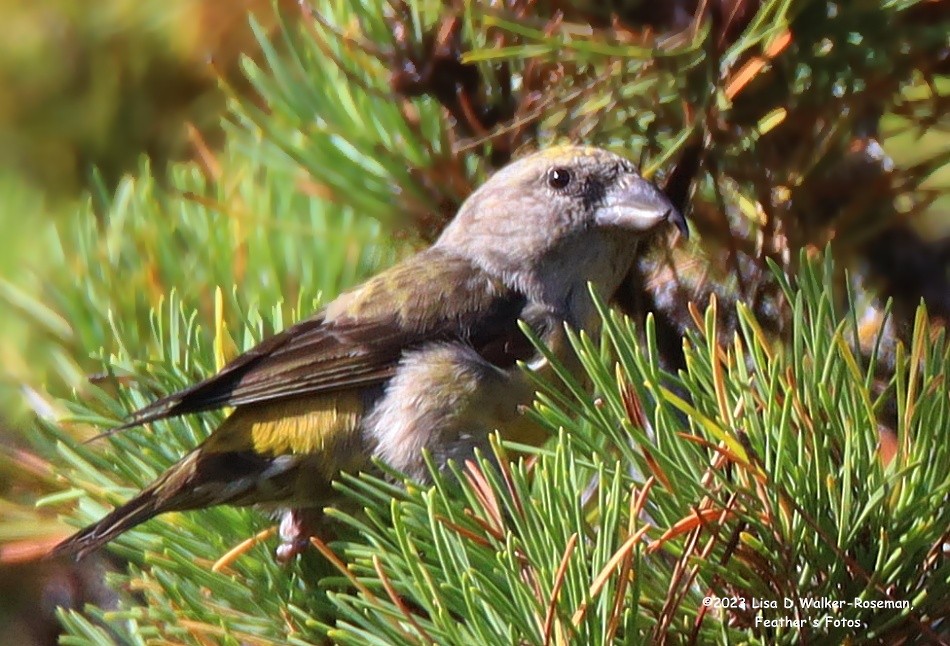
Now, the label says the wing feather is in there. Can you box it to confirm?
[119,250,534,429]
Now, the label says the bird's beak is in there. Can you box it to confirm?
[597,178,689,239]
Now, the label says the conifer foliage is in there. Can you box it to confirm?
[3,1,948,643]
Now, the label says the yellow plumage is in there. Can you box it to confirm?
[207,393,363,457]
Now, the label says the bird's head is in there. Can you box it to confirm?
[436,145,687,314]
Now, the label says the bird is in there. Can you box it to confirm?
[50,145,687,561]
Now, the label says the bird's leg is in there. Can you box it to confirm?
[275,508,324,562]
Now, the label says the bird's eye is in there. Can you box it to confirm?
[547,167,573,190]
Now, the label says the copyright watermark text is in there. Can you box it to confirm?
[701,595,909,630]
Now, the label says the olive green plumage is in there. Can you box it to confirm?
[52,145,686,560]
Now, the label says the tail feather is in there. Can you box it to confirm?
[48,451,204,561]
[48,449,302,560]
[48,489,165,560]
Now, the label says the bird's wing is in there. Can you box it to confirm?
[119,250,538,429]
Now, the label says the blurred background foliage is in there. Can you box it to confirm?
[0,0,947,643]
[0,0,294,414]
[0,0,294,196]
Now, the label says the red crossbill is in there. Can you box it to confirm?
[51,145,686,560]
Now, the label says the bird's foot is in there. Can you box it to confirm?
[275,508,322,563]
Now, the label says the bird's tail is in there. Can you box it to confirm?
[48,451,207,560]
[48,488,164,560]
[48,447,304,560]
